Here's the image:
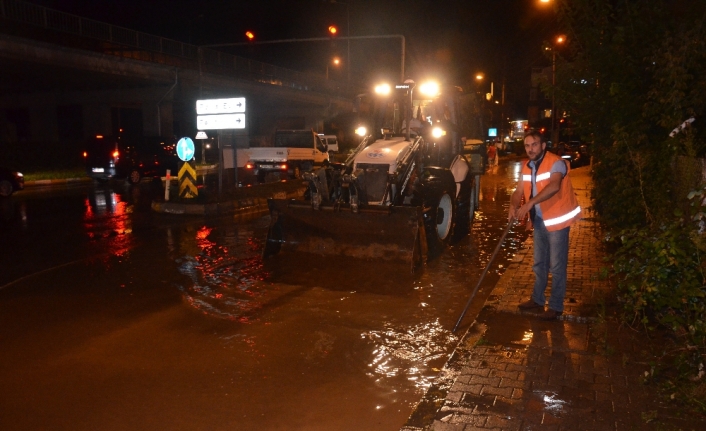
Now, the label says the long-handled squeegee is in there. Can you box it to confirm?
[452,219,516,333]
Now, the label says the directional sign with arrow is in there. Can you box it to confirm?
[196,98,246,115]
[196,113,246,130]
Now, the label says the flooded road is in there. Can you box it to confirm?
[0,160,529,431]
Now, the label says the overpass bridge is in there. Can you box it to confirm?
[0,0,357,168]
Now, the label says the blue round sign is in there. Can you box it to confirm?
[177,137,195,162]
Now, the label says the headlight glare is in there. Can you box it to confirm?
[419,81,440,97]
[374,83,391,96]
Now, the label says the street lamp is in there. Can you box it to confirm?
[328,0,351,83]
[326,57,341,79]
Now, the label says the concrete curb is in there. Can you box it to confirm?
[150,186,307,216]
[23,166,219,188]
[24,177,92,187]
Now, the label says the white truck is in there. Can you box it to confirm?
[244,129,329,182]
[318,134,339,153]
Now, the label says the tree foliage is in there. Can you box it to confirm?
[555,0,706,229]
[553,0,706,384]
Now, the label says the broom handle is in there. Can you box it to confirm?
[452,220,515,333]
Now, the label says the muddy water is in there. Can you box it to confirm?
[0,161,529,431]
[172,161,529,430]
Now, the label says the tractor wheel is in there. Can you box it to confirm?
[435,191,454,243]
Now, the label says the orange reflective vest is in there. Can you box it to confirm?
[522,151,582,231]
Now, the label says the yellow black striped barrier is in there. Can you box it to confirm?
[178,161,198,198]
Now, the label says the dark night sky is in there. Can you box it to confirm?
[26,0,560,118]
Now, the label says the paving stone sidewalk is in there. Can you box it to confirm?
[403,166,704,431]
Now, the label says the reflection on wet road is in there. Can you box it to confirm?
[0,160,531,431]
[166,160,530,430]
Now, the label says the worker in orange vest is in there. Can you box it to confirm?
[508,130,582,320]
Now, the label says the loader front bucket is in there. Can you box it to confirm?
[263,199,426,270]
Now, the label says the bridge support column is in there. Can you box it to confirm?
[143,101,173,138]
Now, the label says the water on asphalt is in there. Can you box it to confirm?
[0,161,530,431]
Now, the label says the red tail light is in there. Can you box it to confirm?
[112,150,119,158]
[83,151,87,158]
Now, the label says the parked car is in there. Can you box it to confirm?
[0,166,24,197]
[118,136,179,184]
[562,141,591,169]
[84,135,179,184]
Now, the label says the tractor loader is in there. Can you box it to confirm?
[263,79,487,271]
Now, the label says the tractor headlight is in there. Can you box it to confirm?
[432,127,446,138]
[419,81,440,98]
[374,83,391,96]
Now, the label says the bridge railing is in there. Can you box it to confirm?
[0,0,349,95]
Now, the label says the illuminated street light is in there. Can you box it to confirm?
[326,57,341,79]
[328,25,338,35]
[245,31,255,41]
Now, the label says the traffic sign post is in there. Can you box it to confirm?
[195,97,248,195]
[195,131,208,164]
[176,137,198,198]
[178,161,198,198]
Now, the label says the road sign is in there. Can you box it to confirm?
[197,114,246,130]
[195,131,208,139]
[196,98,246,115]
[178,161,198,198]
[176,137,195,161]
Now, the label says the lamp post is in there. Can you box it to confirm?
[328,0,350,84]
[326,57,341,79]
[475,73,486,137]
[549,35,565,146]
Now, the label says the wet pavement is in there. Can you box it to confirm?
[0,161,529,431]
[401,166,706,431]
[5,160,703,430]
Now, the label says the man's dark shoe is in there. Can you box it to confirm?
[540,309,563,321]
[518,299,543,310]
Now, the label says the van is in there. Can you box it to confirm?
[318,134,339,153]
[84,135,120,182]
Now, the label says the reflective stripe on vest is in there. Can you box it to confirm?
[522,172,551,182]
[543,205,582,227]
[522,151,582,231]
